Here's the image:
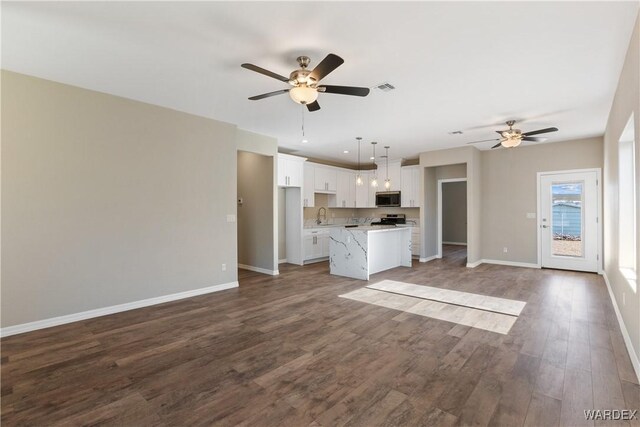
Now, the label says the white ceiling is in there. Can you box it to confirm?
[2,1,638,163]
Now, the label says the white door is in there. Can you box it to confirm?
[540,171,599,272]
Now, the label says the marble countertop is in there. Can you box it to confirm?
[329,225,410,233]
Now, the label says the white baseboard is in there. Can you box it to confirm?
[419,255,438,263]
[602,272,640,384]
[0,281,239,338]
[278,258,287,264]
[467,259,539,269]
[466,259,483,268]
[443,241,467,246]
[238,264,279,276]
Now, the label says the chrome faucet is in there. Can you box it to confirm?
[317,207,327,225]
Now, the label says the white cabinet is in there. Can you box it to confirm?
[355,172,370,208]
[401,166,420,207]
[304,229,330,261]
[379,160,402,191]
[278,154,304,187]
[369,173,379,207]
[411,226,421,257]
[303,163,315,207]
[314,167,337,193]
[334,170,356,208]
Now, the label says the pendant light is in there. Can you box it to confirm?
[355,137,363,186]
[370,142,378,187]
[384,146,391,189]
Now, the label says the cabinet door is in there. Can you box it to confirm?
[355,172,369,208]
[277,156,288,187]
[303,236,314,261]
[411,227,421,256]
[287,159,303,187]
[325,169,337,192]
[410,168,420,207]
[314,167,328,191]
[368,174,378,207]
[378,162,402,191]
[336,171,352,208]
[401,167,414,207]
[320,234,330,257]
[303,163,315,207]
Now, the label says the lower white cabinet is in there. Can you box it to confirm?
[411,226,421,257]
[304,229,330,261]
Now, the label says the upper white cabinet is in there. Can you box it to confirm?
[334,170,356,208]
[355,172,370,208]
[303,163,315,207]
[401,166,420,207]
[385,160,403,192]
[278,154,305,187]
[314,166,337,193]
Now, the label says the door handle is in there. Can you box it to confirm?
[541,225,548,228]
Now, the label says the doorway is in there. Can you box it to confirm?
[237,150,277,279]
[538,169,601,272]
[438,178,468,259]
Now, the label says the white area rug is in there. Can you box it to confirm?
[366,280,526,316]
[339,280,527,335]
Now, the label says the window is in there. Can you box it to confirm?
[618,113,636,292]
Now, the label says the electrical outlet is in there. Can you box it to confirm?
[226,214,236,222]
[221,263,226,271]
[503,247,508,253]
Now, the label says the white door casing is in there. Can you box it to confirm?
[538,169,600,273]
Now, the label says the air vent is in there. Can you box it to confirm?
[375,82,396,92]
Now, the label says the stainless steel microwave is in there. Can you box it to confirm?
[375,191,401,207]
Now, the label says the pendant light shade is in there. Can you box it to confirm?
[370,142,378,187]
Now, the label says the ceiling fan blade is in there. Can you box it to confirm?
[306,101,321,112]
[491,142,503,149]
[522,127,558,137]
[248,89,290,100]
[309,54,344,82]
[318,85,370,97]
[522,136,547,142]
[466,138,500,145]
[241,63,290,83]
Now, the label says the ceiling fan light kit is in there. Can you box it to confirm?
[466,120,559,149]
[242,53,370,112]
[289,85,318,105]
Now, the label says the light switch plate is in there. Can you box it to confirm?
[226,214,236,223]
[526,212,536,219]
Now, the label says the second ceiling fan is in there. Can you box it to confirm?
[467,120,559,149]
[242,53,370,112]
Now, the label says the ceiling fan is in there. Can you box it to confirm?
[241,53,370,112]
[466,120,559,149]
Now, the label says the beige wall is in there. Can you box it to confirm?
[481,137,603,263]
[1,71,239,328]
[603,13,640,370]
[237,151,274,271]
[420,148,480,263]
[442,181,467,244]
[278,188,286,260]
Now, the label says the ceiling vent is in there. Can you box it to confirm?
[375,82,396,92]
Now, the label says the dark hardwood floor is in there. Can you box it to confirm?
[2,246,638,426]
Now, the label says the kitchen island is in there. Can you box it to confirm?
[329,226,412,280]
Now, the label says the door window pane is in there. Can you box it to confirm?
[551,182,583,257]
